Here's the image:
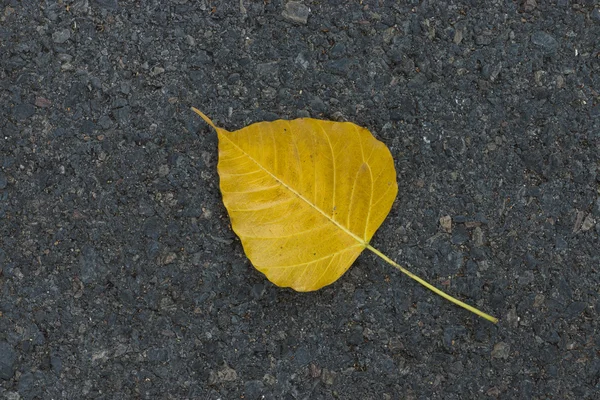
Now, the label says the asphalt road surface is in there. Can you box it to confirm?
[1,1,599,399]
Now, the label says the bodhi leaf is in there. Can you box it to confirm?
[192,107,498,323]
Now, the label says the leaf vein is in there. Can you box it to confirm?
[364,162,374,240]
[222,184,280,194]
[220,130,366,247]
[239,224,330,240]
[261,246,362,269]
[317,121,336,217]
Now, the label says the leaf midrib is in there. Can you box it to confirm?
[219,130,369,249]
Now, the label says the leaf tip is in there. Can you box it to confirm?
[191,107,219,131]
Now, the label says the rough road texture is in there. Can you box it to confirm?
[1,1,599,399]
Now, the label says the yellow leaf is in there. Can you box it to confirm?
[192,108,498,323]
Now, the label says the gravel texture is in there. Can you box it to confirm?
[1,1,599,399]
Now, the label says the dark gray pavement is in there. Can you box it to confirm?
[1,1,599,399]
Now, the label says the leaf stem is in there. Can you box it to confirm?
[191,107,219,131]
[367,245,498,323]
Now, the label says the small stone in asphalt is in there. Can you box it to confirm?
[472,226,484,247]
[580,215,595,232]
[35,97,52,108]
[309,363,322,378]
[250,283,266,299]
[518,270,535,286]
[505,307,519,328]
[0,341,17,380]
[94,0,118,10]
[439,215,452,233]
[13,103,35,120]
[522,0,537,12]
[565,301,587,320]
[282,2,310,25]
[451,225,470,245]
[491,342,510,359]
[321,369,336,385]
[208,364,238,385]
[79,246,108,284]
[150,66,165,76]
[52,29,71,44]
[98,115,113,130]
[0,172,7,189]
[453,28,463,44]
[531,31,558,53]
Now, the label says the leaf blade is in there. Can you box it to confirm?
[213,116,397,291]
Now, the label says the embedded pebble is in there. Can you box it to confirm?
[491,342,510,359]
[439,215,452,233]
[0,341,16,379]
[282,2,310,24]
[13,103,35,120]
[35,97,52,108]
[52,29,71,44]
[580,215,595,232]
[208,364,238,384]
[531,31,558,52]
[0,172,7,189]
